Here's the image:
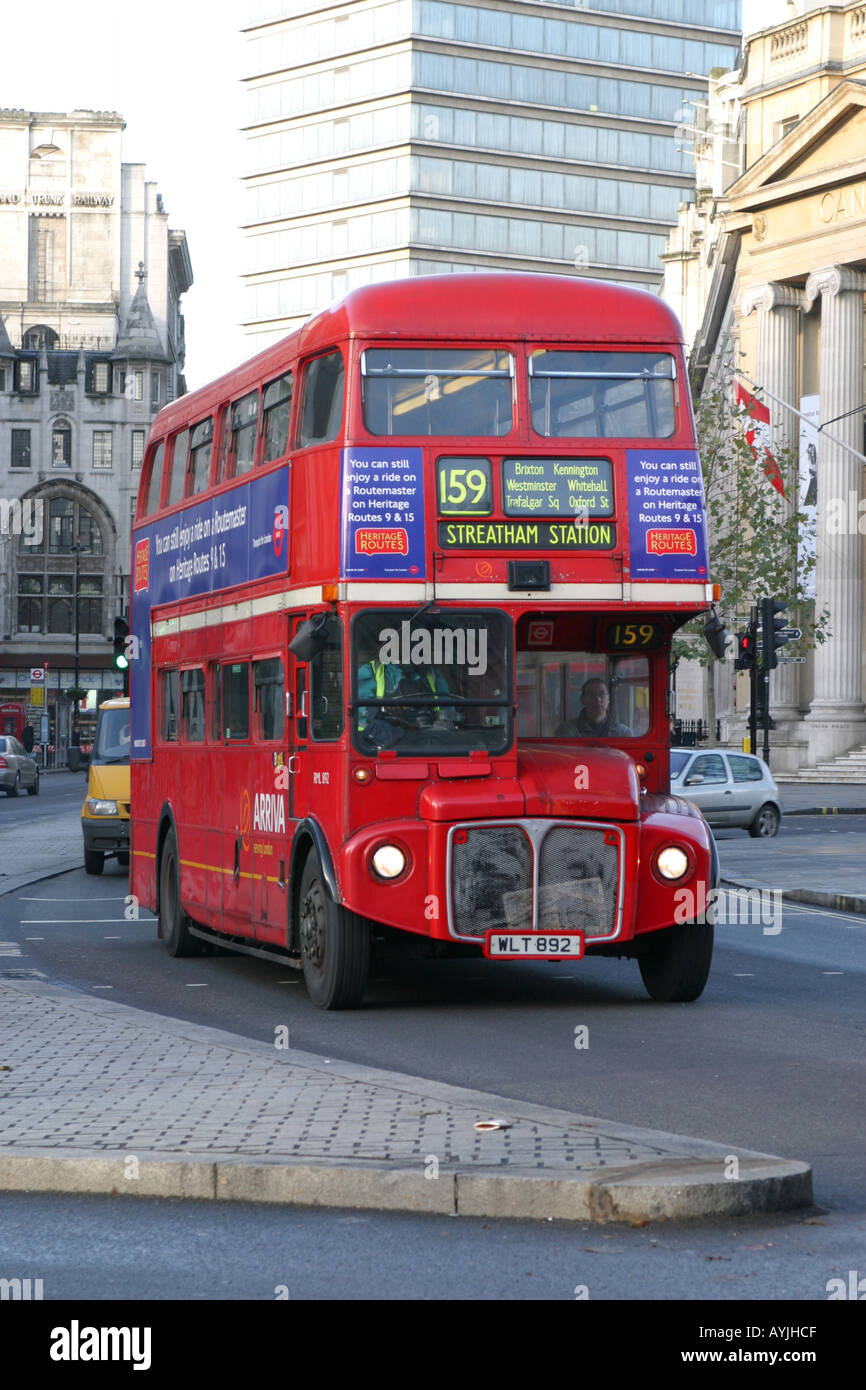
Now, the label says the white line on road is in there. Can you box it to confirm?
[20,919,142,924]
[24,937,43,940]
[185,983,209,988]
[734,972,755,977]
[822,971,845,975]
[0,944,22,956]
[18,896,131,902]
[104,935,122,939]
[92,985,113,990]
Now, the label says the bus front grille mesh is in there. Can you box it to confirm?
[450,824,618,940]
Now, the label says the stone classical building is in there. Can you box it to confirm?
[662,2,866,775]
[0,109,192,758]
[241,0,741,351]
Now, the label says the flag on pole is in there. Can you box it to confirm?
[734,381,788,500]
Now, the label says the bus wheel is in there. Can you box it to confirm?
[298,854,370,1010]
[159,829,202,958]
[638,922,713,1003]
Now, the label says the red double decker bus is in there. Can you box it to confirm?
[130,273,719,1009]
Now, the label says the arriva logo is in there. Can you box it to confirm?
[273,504,288,557]
[253,792,286,834]
[239,788,252,852]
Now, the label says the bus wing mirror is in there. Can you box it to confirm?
[289,615,329,663]
[702,612,729,661]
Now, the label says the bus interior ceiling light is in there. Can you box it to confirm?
[371,844,406,880]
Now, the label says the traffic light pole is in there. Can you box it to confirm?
[748,606,757,758]
[761,663,771,767]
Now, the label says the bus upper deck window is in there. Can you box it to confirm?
[262,373,294,462]
[188,417,214,495]
[362,348,513,437]
[529,351,676,440]
[226,391,260,477]
[141,442,164,515]
[297,351,344,448]
[166,429,189,507]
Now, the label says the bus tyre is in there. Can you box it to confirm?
[84,849,104,876]
[159,829,202,958]
[299,854,370,1010]
[638,921,713,1003]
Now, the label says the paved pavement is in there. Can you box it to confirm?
[2,774,860,1223]
[717,783,866,915]
[0,977,809,1223]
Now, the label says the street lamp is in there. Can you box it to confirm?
[71,540,81,748]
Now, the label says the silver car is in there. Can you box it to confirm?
[670,747,781,837]
[0,735,40,797]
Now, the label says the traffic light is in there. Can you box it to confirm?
[113,616,130,671]
[760,598,789,671]
[734,628,755,671]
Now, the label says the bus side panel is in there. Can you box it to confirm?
[130,762,157,912]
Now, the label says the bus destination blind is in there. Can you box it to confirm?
[501,458,613,518]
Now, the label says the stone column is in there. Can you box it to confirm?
[803,265,866,757]
[740,282,804,718]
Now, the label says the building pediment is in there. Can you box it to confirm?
[727,81,866,215]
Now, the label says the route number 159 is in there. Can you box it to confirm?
[437,458,492,516]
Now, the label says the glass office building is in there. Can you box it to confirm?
[243,0,741,348]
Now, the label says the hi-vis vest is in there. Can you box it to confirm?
[370,661,436,698]
[359,661,437,728]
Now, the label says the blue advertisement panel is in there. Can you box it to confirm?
[626,448,709,581]
[340,446,426,580]
[130,467,289,760]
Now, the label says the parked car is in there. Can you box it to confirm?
[0,735,40,797]
[81,698,130,875]
[670,747,782,837]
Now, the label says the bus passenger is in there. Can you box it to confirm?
[555,678,633,738]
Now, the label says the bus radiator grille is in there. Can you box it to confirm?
[451,827,533,939]
[450,824,618,940]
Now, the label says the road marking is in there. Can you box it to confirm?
[93,985,113,990]
[104,935,122,939]
[278,980,299,984]
[0,944,22,956]
[24,936,44,941]
[783,903,866,927]
[822,971,844,975]
[734,972,755,977]
[185,983,209,988]
[20,919,141,924]
[19,895,131,902]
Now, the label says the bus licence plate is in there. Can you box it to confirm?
[484,932,585,960]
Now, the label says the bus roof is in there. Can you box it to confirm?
[153,273,684,436]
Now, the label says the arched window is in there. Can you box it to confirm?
[23,325,59,350]
[16,493,106,635]
[52,416,71,468]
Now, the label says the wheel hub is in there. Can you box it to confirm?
[300,890,325,967]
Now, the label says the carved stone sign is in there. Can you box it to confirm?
[50,389,75,412]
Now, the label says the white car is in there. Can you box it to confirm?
[670,747,782,837]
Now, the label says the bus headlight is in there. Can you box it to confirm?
[371,844,407,880]
[87,798,118,816]
[654,845,691,881]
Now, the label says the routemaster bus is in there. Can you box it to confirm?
[130,273,720,1010]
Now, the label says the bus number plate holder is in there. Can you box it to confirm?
[483,932,585,960]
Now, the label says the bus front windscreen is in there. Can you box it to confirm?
[352,609,512,756]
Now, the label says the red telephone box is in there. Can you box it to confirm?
[0,703,25,739]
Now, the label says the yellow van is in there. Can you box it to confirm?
[82,697,130,876]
